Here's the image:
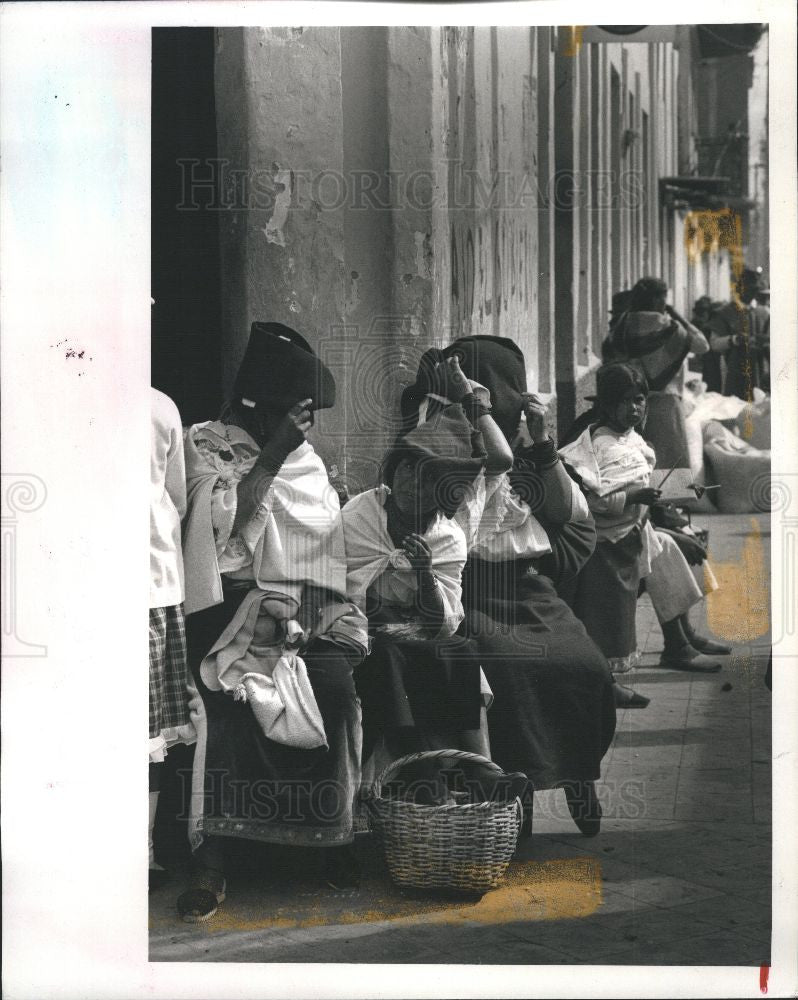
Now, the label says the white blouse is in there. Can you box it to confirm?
[150,389,186,608]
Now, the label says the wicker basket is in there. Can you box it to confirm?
[365,750,522,894]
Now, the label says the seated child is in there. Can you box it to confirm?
[560,363,730,676]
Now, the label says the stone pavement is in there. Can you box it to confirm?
[149,512,772,966]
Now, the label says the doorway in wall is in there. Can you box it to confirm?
[151,27,222,424]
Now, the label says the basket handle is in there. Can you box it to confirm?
[371,749,506,800]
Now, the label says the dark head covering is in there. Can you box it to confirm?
[738,267,765,303]
[444,336,527,442]
[382,406,486,518]
[400,336,527,442]
[692,294,713,312]
[593,362,649,412]
[610,289,633,320]
[233,321,336,412]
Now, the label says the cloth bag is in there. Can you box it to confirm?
[233,652,328,751]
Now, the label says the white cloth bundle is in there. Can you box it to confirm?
[233,653,327,751]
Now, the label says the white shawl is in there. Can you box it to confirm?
[559,424,655,496]
[413,391,556,563]
[182,421,347,615]
[341,487,468,638]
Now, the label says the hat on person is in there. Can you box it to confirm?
[383,406,486,517]
[610,290,633,315]
[399,346,447,431]
[233,322,336,411]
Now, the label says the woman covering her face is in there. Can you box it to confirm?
[399,337,620,837]
[342,356,513,763]
[177,322,369,919]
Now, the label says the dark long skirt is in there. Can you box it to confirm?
[569,529,643,663]
[354,632,484,762]
[460,558,616,789]
[186,586,362,848]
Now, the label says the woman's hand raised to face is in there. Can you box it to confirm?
[440,355,471,404]
[271,398,313,456]
[521,392,550,444]
[402,533,434,572]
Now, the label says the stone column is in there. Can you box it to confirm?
[535,27,556,400]
[553,31,580,432]
[214,26,347,468]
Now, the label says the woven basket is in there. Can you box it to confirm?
[365,750,522,894]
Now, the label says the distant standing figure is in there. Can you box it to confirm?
[708,268,770,398]
[150,388,196,889]
[691,295,723,393]
[602,289,633,363]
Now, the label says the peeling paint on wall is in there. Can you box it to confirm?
[344,270,361,316]
[414,231,433,280]
[262,167,292,246]
[259,26,305,46]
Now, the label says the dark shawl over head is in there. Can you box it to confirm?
[445,336,527,442]
[234,321,336,412]
[400,336,528,443]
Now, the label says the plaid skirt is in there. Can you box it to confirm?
[149,604,194,741]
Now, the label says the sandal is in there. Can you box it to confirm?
[659,645,722,673]
[613,682,650,709]
[176,868,227,923]
[686,634,732,656]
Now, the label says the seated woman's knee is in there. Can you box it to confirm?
[305,644,359,706]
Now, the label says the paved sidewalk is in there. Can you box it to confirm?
[149,513,772,966]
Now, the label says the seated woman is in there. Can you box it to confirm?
[177,322,369,920]
[560,363,730,676]
[402,336,620,838]
[342,356,513,764]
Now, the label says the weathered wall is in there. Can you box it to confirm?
[212,25,753,473]
[339,26,394,492]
